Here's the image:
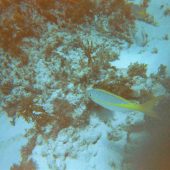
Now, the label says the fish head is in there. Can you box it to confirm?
[87,89,94,98]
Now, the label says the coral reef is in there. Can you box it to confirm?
[131,3,156,25]
[0,0,157,64]
[160,77,170,93]
[0,0,59,66]
[62,0,96,24]
[127,62,147,78]
[10,159,37,170]
[164,6,170,16]
[21,136,37,163]
[0,81,14,95]
[0,0,148,66]
[150,64,170,92]
[0,0,169,169]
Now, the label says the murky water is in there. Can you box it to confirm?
[0,0,170,170]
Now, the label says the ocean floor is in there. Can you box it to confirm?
[0,0,170,170]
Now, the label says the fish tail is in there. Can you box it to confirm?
[140,96,163,119]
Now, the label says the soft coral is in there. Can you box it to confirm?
[0,0,58,66]
[62,0,96,24]
[33,0,58,23]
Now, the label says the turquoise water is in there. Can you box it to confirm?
[0,0,170,170]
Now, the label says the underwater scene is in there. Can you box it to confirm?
[0,0,170,170]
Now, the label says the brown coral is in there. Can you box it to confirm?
[0,0,58,66]
[127,62,147,78]
[0,81,14,95]
[21,136,37,162]
[62,0,96,24]
[10,159,37,170]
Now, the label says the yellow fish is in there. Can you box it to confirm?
[87,88,160,118]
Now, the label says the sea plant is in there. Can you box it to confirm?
[150,64,167,83]
[127,62,147,78]
[0,0,58,66]
[61,0,96,24]
[161,77,170,93]
[10,159,37,170]
[164,7,170,16]
[81,40,98,66]
[0,81,14,95]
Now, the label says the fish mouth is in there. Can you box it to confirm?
[86,88,93,97]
